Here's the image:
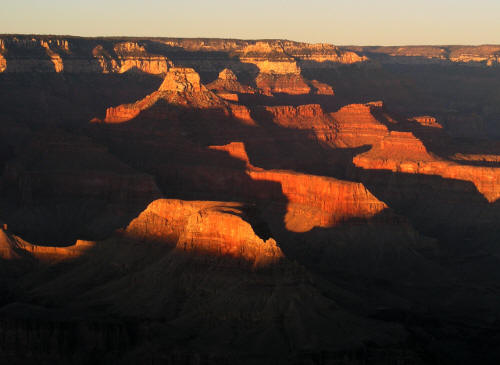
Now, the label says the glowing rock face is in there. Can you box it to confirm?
[158,67,203,93]
[125,199,283,267]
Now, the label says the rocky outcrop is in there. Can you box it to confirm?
[0,228,21,260]
[206,68,256,95]
[1,224,95,262]
[209,142,252,165]
[255,72,311,95]
[0,36,366,75]
[103,67,226,123]
[207,142,387,232]
[0,37,171,73]
[112,41,171,73]
[309,79,335,95]
[236,40,366,69]
[249,169,388,232]
[331,103,389,147]
[410,116,442,128]
[13,235,95,262]
[158,67,203,92]
[125,199,283,266]
[228,104,256,124]
[328,103,500,202]
[3,35,500,77]
[257,104,337,143]
[0,54,5,72]
[348,45,500,66]
[354,142,500,202]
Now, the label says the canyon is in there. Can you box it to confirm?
[1,35,500,364]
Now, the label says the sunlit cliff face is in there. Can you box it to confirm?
[6,64,500,262]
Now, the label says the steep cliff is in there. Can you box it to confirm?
[348,44,500,66]
[125,199,283,266]
[0,36,172,73]
[2,35,499,79]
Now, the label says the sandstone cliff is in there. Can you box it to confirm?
[125,199,283,266]
[0,36,172,73]
[2,35,499,79]
[348,44,500,66]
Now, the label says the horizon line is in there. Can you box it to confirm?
[1,33,499,48]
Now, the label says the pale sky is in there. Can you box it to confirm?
[2,0,499,45]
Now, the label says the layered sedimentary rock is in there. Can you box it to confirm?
[354,143,500,203]
[0,36,171,73]
[103,67,257,124]
[249,169,388,232]
[2,35,500,79]
[0,224,95,262]
[0,36,366,75]
[331,103,389,147]
[255,104,337,143]
[348,44,500,66]
[410,115,443,128]
[208,142,387,232]
[206,68,256,98]
[0,228,20,260]
[125,199,282,266]
[327,102,500,202]
[255,72,311,95]
[309,79,335,95]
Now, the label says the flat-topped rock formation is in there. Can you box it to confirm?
[2,36,499,77]
[125,199,283,266]
[348,44,500,66]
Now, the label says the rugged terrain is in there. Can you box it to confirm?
[1,35,500,364]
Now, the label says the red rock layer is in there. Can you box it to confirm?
[310,79,335,95]
[255,73,311,95]
[124,199,283,266]
[249,169,388,232]
[209,142,252,165]
[0,226,95,262]
[15,236,95,262]
[103,68,227,123]
[259,104,337,143]
[0,37,172,73]
[206,68,255,94]
[331,103,389,147]
[208,142,387,232]
[410,116,443,129]
[0,228,20,260]
[354,146,500,202]
[328,102,500,202]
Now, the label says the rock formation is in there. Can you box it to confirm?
[309,79,335,95]
[3,34,500,365]
[206,68,256,99]
[103,67,227,123]
[125,199,283,266]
